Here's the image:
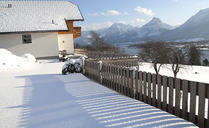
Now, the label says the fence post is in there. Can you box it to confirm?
[130,66,137,99]
[98,61,103,83]
[82,57,86,74]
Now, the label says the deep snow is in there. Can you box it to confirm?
[139,62,209,84]
[0,49,36,72]
[0,60,197,128]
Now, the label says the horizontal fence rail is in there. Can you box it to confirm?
[84,59,209,128]
[86,56,139,68]
[101,58,139,67]
[87,51,136,59]
[74,48,88,56]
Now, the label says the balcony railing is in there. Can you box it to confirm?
[73,27,81,38]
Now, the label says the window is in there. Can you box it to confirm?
[8,4,12,8]
[22,34,32,44]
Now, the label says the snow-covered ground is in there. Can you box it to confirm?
[0,49,37,72]
[139,62,209,84]
[0,58,197,128]
[139,63,209,119]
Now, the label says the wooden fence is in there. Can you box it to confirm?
[74,48,88,56]
[84,60,209,128]
[100,57,139,67]
[87,51,133,59]
[74,50,137,60]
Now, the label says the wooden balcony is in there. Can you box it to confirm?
[73,27,81,39]
[58,21,82,39]
[58,27,81,38]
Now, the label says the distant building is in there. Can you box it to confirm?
[0,0,84,58]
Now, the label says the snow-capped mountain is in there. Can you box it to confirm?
[76,18,174,44]
[75,23,138,44]
[137,17,174,39]
[105,23,136,35]
[159,8,209,41]
[102,23,139,43]
[102,18,174,43]
[76,7,209,45]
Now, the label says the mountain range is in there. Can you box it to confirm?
[158,8,209,41]
[76,8,209,45]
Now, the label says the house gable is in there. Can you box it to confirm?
[58,21,81,39]
[0,0,84,34]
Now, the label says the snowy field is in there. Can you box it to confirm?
[0,57,197,128]
[139,62,209,84]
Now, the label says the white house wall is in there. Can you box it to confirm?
[58,34,74,54]
[0,32,59,58]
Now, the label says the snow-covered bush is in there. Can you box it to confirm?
[62,57,84,75]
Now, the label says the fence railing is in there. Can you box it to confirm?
[100,57,139,67]
[74,48,88,56]
[87,51,134,59]
[84,59,209,128]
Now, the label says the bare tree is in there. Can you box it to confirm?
[168,47,187,78]
[139,42,200,78]
[86,31,120,52]
[139,41,170,75]
[203,58,209,66]
[188,45,201,65]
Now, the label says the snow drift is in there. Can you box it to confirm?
[0,49,36,71]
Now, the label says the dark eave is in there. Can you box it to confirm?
[67,19,84,21]
[0,30,69,35]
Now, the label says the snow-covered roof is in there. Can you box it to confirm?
[0,0,84,34]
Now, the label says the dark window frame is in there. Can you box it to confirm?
[22,34,32,44]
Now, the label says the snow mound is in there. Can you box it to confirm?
[0,49,36,71]
[65,58,83,66]
[62,57,86,75]
[22,53,36,63]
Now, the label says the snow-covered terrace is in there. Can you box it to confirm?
[0,61,197,128]
[0,0,83,33]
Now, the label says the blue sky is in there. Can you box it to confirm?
[70,0,209,30]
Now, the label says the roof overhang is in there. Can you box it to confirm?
[0,0,84,34]
[0,30,69,35]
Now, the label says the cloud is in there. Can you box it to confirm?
[135,6,154,16]
[102,10,120,16]
[87,10,129,17]
[82,21,113,31]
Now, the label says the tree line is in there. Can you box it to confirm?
[75,31,208,78]
[138,41,206,78]
[75,31,121,53]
